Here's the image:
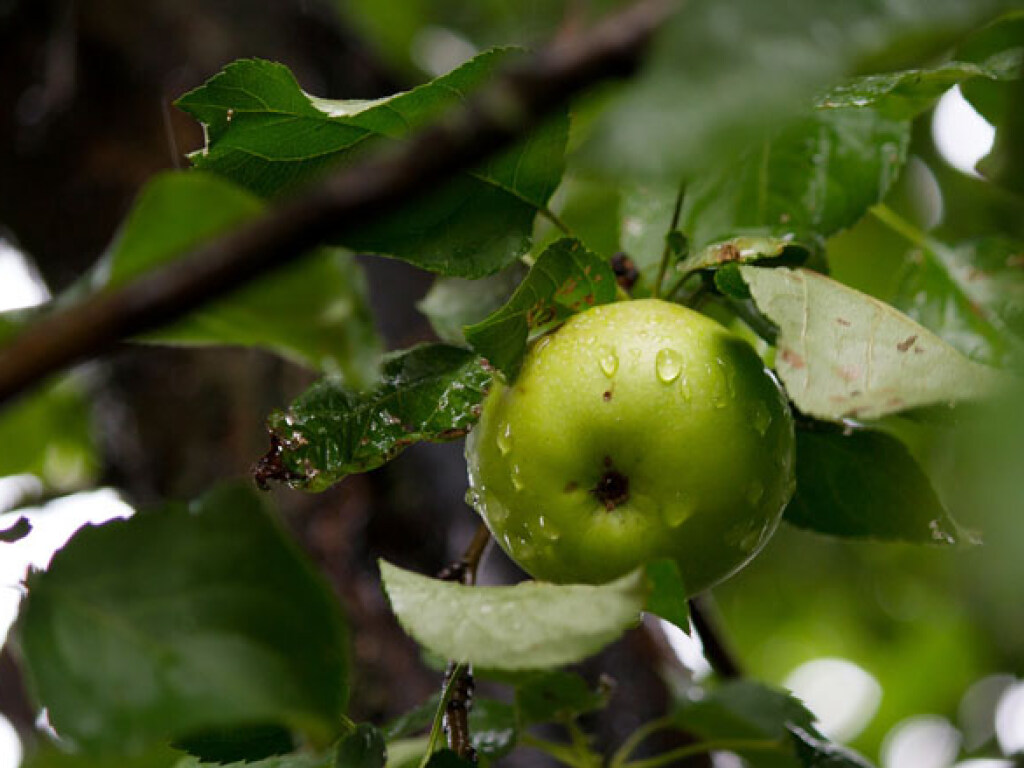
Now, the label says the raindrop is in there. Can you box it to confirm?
[599,346,619,377]
[662,502,691,528]
[511,464,524,492]
[536,515,561,541]
[497,422,513,455]
[655,348,683,383]
[751,401,772,436]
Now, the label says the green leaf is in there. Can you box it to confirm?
[468,700,517,760]
[417,265,527,346]
[22,745,183,768]
[818,58,1020,118]
[788,725,875,768]
[379,561,645,669]
[679,108,909,273]
[97,171,380,383]
[619,180,684,292]
[584,0,1017,178]
[261,345,491,491]
[892,236,1024,368]
[958,11,1024,125]
[176,54,568,278]
[0,374,96,489]
[739,266,1010,421]
[514,670,611,726]
[673,681,822,768]
[175,753,335,768]
[422,751,474,768]
[174,724,294,765]
[642,559,690,633]
[381,697,439,742]
[335,724,386,768]
[785,428,964,544]
[464,239,617,379]
[18,485,350,754]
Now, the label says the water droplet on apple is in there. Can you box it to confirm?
[536,515,561,541]
[746,481,764,506]
[661,501,691,528]
[655,348,682,383]
[497,422,513,455]
[679,375,692,402]
[599,346,619,377]
[750,401,772,436]
[510,464,524,491]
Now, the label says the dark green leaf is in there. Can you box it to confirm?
[468,700,517,760]
[173,724,294,765]
[714,264,752,300]
[381,696,440,741]
[0,516,32,542]
[22,745,182,768]
[515,670,611,726]
[379,560,645,669]
[819,58,1019,118]
[176,54,568,277]
[334,724,386,768]
[423,751,474,768]
[674,681,816,742]
[786,428,964,544]
[958,11,1024,125]
[789,726,875,767]
[643,559,689,633]
[261,345,491,491]
[98,171,380,383]
[0,375,96,489]
[176,753,335,768]
[417,265,527,346]
[679,108,909,273]
[585,0,1017,178]
[739,266,1010,421]
[619,180,684,292]
[464,238,616,380]
[18,485,349,754]
[891,236,1024,367]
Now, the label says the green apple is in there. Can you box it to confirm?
[465,298,795,592]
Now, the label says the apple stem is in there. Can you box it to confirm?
[688,594,743,679]
[653,181,686,299]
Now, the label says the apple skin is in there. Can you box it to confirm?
[465,298,795,591]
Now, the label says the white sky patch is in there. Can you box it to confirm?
[0,490,134,647]
[882,715,962,768]
[659,617,713,682]
[784,657,882,743]
[0,240,49,313]
[995,680,1024,757]
[932,85,996,178]
[0,714,21,768]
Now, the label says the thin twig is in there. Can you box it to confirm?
[652,181,685,298]
[433,523,493,762]
[688,594,743,679]
[0,0,677,408]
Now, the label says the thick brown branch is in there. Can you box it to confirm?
[0,0,676,407]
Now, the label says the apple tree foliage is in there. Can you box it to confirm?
[3,1,1024,767]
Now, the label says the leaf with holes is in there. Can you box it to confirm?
[261,345,491,491]
[176,53,567,277]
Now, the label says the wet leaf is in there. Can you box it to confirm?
[619,180,684,292]
[468,700,517,760]
[679,108,909,273]
[788,725,875,767]
[18,485,350,755]
[818,57,1020,118]
[739,266,1010,421]
[334,724,386,768]
[892,236,1024,368]
[786,427,964,544]
[176,53,567,278]
[464,239,616,380]
[261,345,491,491]
[379,561,645,669]
[515,670,612,726]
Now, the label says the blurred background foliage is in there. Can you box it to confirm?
[1,1,1023,767]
